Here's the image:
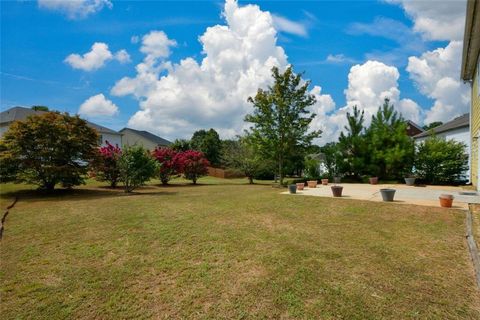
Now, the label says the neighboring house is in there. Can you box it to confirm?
[461,0,480,190]
[0,106,122,147]
[120,128,171,150]
[405,120,424,137]
[413,114,470,181]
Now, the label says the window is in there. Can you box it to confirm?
[97,134,103,145]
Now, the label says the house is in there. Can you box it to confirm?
[405,120,424,137]
[0,106,122,147]
[119,127,171,150]
[413,114,470,181]
[461,0,480,190]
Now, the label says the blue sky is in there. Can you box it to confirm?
[0,0,469,143]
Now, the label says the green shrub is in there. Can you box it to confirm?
[414,136,468,184]
[119,145,158,192]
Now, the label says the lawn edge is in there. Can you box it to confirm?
[467,204,480,290]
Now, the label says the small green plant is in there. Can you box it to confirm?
[118,145,158,192]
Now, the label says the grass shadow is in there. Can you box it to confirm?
[0,186,179,205]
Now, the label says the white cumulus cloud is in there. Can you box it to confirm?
[65,42,130,71]
[406,41,470,124]
[79,94,119,117]
[111,0,297,138]
[272,14,308,37]
[387,0,467,41]
[38,0,112,20]
[313,60,422,144]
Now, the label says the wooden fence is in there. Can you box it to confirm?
[207,167,245,179]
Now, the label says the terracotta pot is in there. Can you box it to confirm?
[331,186,343,197]
[369,177,378,185]
[288,184,297,194]
[296,183,305,190]
[307,180,317,188]
[321,179,329,185]
[439,194,454,208]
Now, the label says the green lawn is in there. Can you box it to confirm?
[1,178,479,319]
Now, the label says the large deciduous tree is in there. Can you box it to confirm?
[244,66,321,185]
[190,129,222,167]
[0,112,98,191]
[222,137,264,184]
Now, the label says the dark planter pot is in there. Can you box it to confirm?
[331,186,343,197]
[296,183,305,190]
[288,184,297,194]
[369,177,378,185]
[404,177,416,186]
[439,194,454,208]
[333,176,341,184]
[321,179,329,185]
[380,188,396,202]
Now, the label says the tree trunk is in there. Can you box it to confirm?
[278,155,284,186]
[43,181,55,193]
[248,176,254,184]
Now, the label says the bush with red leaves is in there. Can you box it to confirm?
[175,150,210,184]
[152,147,179,185]
[92,141,122,188]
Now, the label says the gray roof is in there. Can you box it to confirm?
[120,127,171,146]
[0,106,120,135]
[414,113,469,139]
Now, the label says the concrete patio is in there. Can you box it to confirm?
[283,183,480,209]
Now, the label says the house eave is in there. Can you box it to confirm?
[461,0,480,81]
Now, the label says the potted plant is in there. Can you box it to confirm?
[439,194,454,208]
[369,177,378,185]
[380,188,396,201]
[288,184,297,194]
[307,180,317,188]
[321,178,329,185]
[296,182,305,190]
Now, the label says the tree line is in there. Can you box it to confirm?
[0,66,469,191]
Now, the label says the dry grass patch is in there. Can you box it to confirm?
[0,179,479,319]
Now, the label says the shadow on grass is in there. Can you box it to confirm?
[0,186,179,205]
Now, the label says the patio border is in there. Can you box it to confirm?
[466,205,480,290]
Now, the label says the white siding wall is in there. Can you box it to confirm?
[414,127,470,181]
[0,124,9,137]
[98,132,122,147]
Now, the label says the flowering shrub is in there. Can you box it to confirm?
[175,150,210,184]
[92,141,122,188]
[152,147,178,185]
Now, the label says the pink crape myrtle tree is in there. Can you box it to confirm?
[175,150,210,184]
[152,147,179,185]
[92,141,122,188]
